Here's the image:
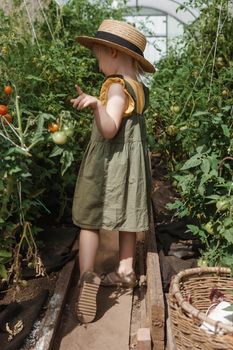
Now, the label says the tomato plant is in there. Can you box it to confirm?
[148,0,233,270]
[0,0,126,282]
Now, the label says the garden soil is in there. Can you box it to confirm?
[0,227,78,350]
[151,153,199,291]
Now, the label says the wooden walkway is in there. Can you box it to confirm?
[27,222,175,350]
[53,230,133,350]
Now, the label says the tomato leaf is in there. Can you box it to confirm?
[192,111,211,117]
[201,158,210,174]
[222,229,233,244]
[0,250,12,258]
[221,124,230,137]
[60,150,74,176]
[49,146,64,157]
[0,264,8,279]
[180,156,202,170]
[30,114,45,145]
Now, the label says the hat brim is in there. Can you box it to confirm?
[76,36,155,73]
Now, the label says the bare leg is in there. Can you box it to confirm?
[79,229,99,277]
[100,231,137,286]
[118,231,136,275]
[76,229,100,323]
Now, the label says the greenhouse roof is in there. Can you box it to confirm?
[127,0,200,24]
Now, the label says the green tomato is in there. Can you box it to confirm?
[170,105,180,113]
[52,131,67,145]
[189,121,200,128]
[216,200,229,212]
[197,258,208,267]
[221,89,229,97]
[216,57,225,68]
[63,124,74,137]
[204,222,214,234]
[173,106,180,113]
[166,125,179,136]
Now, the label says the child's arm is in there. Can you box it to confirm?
[71,84,127,139]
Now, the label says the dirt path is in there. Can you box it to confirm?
[53,230,134,350]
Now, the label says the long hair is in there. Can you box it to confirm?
[134,60,145,81]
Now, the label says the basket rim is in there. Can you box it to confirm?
[170,266,233,334]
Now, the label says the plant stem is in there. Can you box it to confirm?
[0,175,14,218]
[15,94,25,148]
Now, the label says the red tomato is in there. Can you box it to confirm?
[0,105,8,116]
[48,122,60,133]
[4,85,12,95]
[2,114,13,125]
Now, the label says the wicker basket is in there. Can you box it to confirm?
[169,267,233,350]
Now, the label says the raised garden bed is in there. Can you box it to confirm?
[0,226,79,350]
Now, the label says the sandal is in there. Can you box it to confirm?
[75,271,100,323]
[100,270,137,288]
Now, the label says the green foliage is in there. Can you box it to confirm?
[0,0,126,280]
[148,0,233,269]
[0,250,12,279]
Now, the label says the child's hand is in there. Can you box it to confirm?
[70,85,100,110]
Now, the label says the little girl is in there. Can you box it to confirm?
[71,19,155,324]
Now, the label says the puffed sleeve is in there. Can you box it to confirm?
[99,77,135,117]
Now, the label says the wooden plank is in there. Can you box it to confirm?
[165,294,177,350]
[130,235,147,350]
[136,238,152,350]
[145,209,165,350]
[166,316,177,350]
[33,238,79,350]
[129,288,141,349]
[137,239,148,329]
[137,328,152,350]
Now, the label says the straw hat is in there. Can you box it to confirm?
[76,19,155,73]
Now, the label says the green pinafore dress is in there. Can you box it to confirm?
[72,75,151,232]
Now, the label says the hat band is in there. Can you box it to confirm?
[95,31,144,57]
